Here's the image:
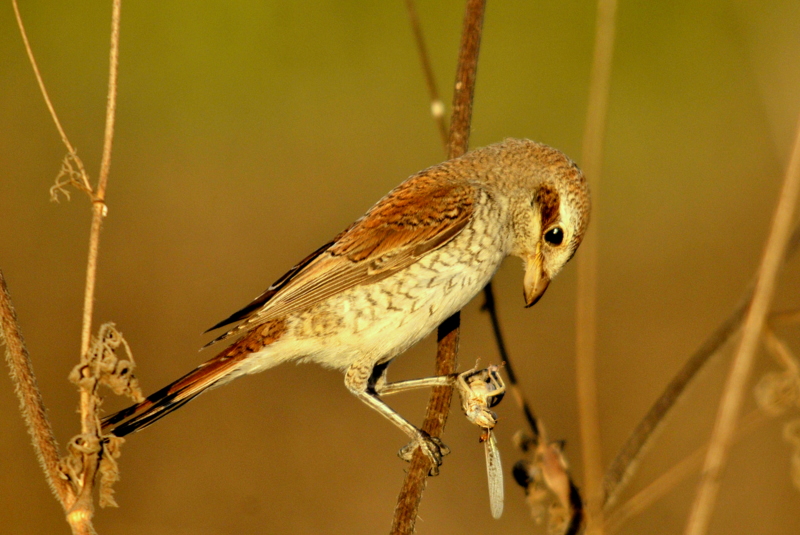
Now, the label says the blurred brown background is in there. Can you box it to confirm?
[2,1,800,533]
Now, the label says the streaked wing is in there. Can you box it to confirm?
[206,172,475,344]
[484,430,504,519]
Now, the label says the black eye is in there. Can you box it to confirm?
[544,227,564,246]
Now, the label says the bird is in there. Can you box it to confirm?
[101,138,590,474]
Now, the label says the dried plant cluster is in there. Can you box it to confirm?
[64,323,143,508]
[2,1,800,535]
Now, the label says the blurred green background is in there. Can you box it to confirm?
[2,1,800,533]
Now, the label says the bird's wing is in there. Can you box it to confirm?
[205,173,475,346]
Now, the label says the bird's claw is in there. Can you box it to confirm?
[398,431,451,476]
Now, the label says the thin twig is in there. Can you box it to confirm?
[404,0,449,148]
[12,0,91,192]
[71,0,123,528]
[0,271,76,509]
[605,410,769,534]
[576,0,618,531]
[684,108,800,535]
[391,1,486,532]
[80,0,121,359]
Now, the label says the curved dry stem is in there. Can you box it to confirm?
[576,0,618,531]
[603,290,751,508]
[684,106,800,535]
[404,0,449,148]
[605,410,769,534]
[12,0,92,193]
[482,283,541,438]
[604,224,800,509]
[391,1,486,532]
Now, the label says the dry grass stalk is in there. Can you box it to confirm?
[684,109,800,535]
[576,0,619,531]
[9,0,124,531]
[604,227,800,509]
[11,0,92,195]
[604,409,770,534]
[483,284,585,532]
[0,271,77,510]
[391,1,486,532]
[603,290,751,508]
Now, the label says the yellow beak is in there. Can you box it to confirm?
[523,253,550,307]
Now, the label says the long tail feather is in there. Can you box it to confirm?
[101,352,244,436]
[102,319,286,437]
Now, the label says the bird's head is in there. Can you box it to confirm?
[484,139,591,307]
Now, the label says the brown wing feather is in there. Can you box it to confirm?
[206,173,475,344]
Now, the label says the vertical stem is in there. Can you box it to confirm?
[74,1,123,529]
[576,0,618,531]
[684,109,800,535]
[80,0,121,358]
[445,0,484,161]
[391,1,486,532]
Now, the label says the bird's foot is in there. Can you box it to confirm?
[398,430,451,476]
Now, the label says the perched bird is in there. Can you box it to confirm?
[102,138,590,473]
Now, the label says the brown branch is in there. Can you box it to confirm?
[445,0,484,161]
[576,0,618,531]
[684,102,800,535]
[404,3,585,528]
[391,1,486,532]
[0,271,76,509]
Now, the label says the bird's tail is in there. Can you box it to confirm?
[102,320,286,437]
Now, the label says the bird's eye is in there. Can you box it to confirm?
[544,227,564,246]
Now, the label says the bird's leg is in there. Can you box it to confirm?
[345,359,451,476]
[375,375,458,396]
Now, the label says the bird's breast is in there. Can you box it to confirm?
[276,194,510,371]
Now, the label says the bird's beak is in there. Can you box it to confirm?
[523,252,550,307]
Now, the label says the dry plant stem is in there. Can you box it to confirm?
[602,290,751,508]
[684,113,800,535]
[391,1,486,532]
[405,2,586,529]
[391,315,461,534]
[445,0,484,161]
[0,271,75,508]
[81,0,121,358]
[73,0,122,527]
[11,0,91,190]
[576,0,618,530]
[604,223,800,508]
[404,0,449,148]
[605,410,769,535]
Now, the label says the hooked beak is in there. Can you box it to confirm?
[523,253,550,307]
